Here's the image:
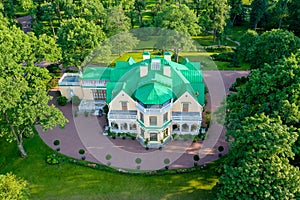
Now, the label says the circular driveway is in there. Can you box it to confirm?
[38,70,250,170]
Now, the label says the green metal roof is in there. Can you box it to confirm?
[81,67,111,80]
[82,53,205,106]
[134,83,173,104]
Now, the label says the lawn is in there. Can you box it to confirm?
[0,132,219,200]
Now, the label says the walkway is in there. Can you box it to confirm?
[38,70,250,170]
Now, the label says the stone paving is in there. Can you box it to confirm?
[38,70,250,170]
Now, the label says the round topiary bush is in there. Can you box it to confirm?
[135,158,142,164]
[53,140,60,146]
[164,158,170,165]
[57,96,68,106]
[79,149,85,155]
[193,155,200,162]
[105,154,112,160]
[218,146,224,152]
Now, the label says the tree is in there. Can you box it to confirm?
[236,29,258,62]
[249,29,299,69]
[108,32,139,56]
[30,33,62,63]
[79,0,106,26]
[0,56,68,157]
[229,0,246,25]
[0,173,29,199]
[215,114,300,199]
[250,0,268,30]
[0,21,61,64]
[225,52,300,156]
[57,18,105,68]
[134,0,146,25]
[155,29,197,62]
[104,6,131,36]
[154,4,200,36]
[198,0,230,45]
[287,0,300,36]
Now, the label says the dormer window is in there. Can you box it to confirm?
[151,60,160,70]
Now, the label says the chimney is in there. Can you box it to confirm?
[164,52,172,61]
[142,52,150,60]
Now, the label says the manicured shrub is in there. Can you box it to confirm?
[193,155,200,162]
[53,140,60,146]
[135,158,142,164]
[79,149,85,155]
[71,96,81,106]
[164,158,170,165]
[193,136,199,143]
[105,154,112,160]
[218,146,224,152]
[57,96,67,106]
[84,111,89,117]
[46,154,61,165]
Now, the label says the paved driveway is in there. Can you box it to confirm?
[38,70,250,170]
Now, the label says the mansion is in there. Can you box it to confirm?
[59,52,205,148]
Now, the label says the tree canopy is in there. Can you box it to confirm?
[215,114,300,199]
[0,173,29,200]
[154,4,200,36]
[247,29,299,69]
[57,18,105,68]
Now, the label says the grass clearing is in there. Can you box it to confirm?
[0,132,218,200]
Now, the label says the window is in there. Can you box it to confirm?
[164,128,168,138]
[163,112,168,123]
[149,116,157,126]
[140,128,145,138]
[140,112,144,123]
[92,89,106,100]
[182,103,189,112]
[151,60,160,70]
[150,132,158,141]
[121,101,128,110]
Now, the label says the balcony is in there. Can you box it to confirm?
[172,112,202,122]
[136,100,173,115]
[58,73,80,86]
[108,110,137,120]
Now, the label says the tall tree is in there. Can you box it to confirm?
[249,29,299,69]
[57,18,105,68]
[0,56,68,157]
[250,0,268,30]
[215,114,300,199]
[0,173,29,199]
[154,4,200,36]
[80,0,106,26]
[104,6,130,36]
[287,0,300,36]
[236,29,258,62]
[198,0,230,45]
[108,32,139,56]
[155,29,197,62]
[225,52,300,156]
[229,0,246,25]
[134,0,146,26]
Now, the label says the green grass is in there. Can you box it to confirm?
[0,133,218,200]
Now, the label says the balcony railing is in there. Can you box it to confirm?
[108,110,137,120]
[136,101,173,114]
[172,112,202,122]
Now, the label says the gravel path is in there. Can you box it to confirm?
[38,70,250,170]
